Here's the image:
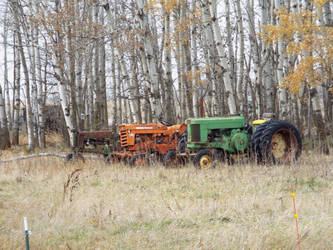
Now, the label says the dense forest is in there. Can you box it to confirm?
[0,0,332,152]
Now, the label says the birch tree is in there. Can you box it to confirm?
[262,0,332,152]
[261,0,275,115]
[11,0,35,151]
[203,0,237,115]
[136,0,163,122]
[236,0,245,113]
[274,0,288,119]
[50,0,76,145]
[3,3,12,130]
[162,1,176,123]
[0,84,10,149]
[12,32,21,145]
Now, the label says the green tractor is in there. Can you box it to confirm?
[165,115,302,168]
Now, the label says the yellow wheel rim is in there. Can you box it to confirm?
[271,132,287,159]
[199,155,212,169]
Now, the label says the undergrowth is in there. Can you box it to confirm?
[0,149,332,249]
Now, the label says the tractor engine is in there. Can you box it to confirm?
[186,116,249,154]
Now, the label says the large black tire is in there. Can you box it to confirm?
[251,120,302,164]
[193,149,214,169]
[105,154,121,164]
[178,137,186,153]
[177,130,187,153]
[250,120,273,160]
[129,154,148,168]
[164,150,185,168]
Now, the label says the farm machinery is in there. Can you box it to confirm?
[68,114,302,168]
[68,122,187,167]
[164,116,302,168]
[66,130,117,161]
[107,123,187,166]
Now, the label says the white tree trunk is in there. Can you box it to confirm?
[223,0,237,109]
[11,0,34,151]
[53,57,75,146]
[76,53,84,129]
[202,3,218,116]
[104,4,140,123]
[136,0,163,122]
[198,30,213,116]
[51,0,75,146]
[236,0,245,113]
[34,1,45,148]
[191,0,200,117]
[204,0,237,114]
[163,9,175,123]
[117,64,123,124]
[28,11,38,144]
[88,64,94,130]
[0,85,10,149]
[311,87,329,154]
[3,3,11,130]
[131,56,142,123]
[321,1,332,26]
[261,0,275,114]
[93,2,102,129]
[99,11,108,128]
[180,36,188,119]
[12,32,21,145]
[120,53,140,122]
[110,44,118,130]
[275,0,288,119]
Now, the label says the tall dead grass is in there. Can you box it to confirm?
[0,151,332,249]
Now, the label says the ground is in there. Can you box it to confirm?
[0,146,332,249]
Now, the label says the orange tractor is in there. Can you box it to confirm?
[68,123,187,166]
[106,123,187,166]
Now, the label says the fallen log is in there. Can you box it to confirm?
[0,152,103,163]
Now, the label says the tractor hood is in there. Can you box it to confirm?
[186,116,246,146]
[186,116,246,128]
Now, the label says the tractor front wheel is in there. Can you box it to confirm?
[129,154,148,168]
[193,150,214,169]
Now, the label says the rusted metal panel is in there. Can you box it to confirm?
[73,130,116,156]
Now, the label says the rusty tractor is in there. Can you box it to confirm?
[107,123,187,167]
[67,123,187,167]
[66,130,118,161]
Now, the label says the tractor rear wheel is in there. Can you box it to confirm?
[251,120,302,164]
[193,150,214,169]
[250,120,272,160]
[129,154,148,167]
[105,154,121,164]
[178,137,186,153]
[164,150,185,168]
[178,130,187,153]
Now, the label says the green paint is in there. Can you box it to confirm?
[186,116,249,153]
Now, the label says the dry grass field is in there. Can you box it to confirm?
[0,139,332,249]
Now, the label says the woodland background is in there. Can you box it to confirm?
[0,0,332,152]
